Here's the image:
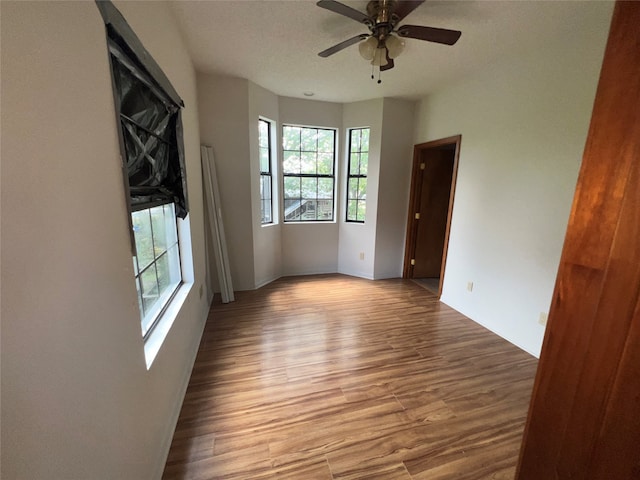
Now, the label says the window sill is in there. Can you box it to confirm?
[143,281,193,369]
[283,220,337,225]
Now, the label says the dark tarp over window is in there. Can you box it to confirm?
[96,0,189,219]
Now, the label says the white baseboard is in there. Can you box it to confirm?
[254,275,281,290]
[336,268,374,280]
[152,308,209,479]
[281,268,338,277]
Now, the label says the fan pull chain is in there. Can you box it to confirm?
[370,65,382,84]
[378,69,382,84]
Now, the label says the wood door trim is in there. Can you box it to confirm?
[402,144,425,278]
[403,134,461,299]
[437,136,461,297]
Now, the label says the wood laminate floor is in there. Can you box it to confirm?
[412,278,440,295]
[163,275,538,480]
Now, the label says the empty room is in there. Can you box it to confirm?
[2,1,639,479]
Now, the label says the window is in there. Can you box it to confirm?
[259,119,273,224]
[346,127,369,222]
[282,125,336,222]
[98,0,189,339]
[132,204,182,336]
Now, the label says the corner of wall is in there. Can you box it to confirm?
[373,98,416,279]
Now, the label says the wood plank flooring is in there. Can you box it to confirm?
[163,275,538,480]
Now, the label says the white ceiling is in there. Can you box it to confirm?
[170,0,605,103]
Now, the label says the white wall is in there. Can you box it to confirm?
[248,82,282,288]
[1,1,209,479]
[414,1,613,356]
[339,99,383,279]
[197,74,255,291]
[375,98,416,279]
[278,97,343,276]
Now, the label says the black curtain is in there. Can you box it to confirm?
[97,0,188,218]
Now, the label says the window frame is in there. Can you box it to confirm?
[281,124,337,223]
[132,202,183,338]
[259,118,274,225]
[346,127,370,223]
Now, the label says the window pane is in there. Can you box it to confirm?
[301,152,316,174]
[318,177,333,199]
[150,205,167,253]
[167,244,182,285]
[301,177,317,200]
[261,175,272,199]
[356,200,366,221]
[263,199,272,224]
[358,177,367,199]
[347,200,358,221]
[163,203,178,245]
[318,153,333,175]
[284,176,301,200]
[135,277,144,316]
[283,126,300,150]
[140,264,159,313]
[301,128,317,151]
[348,178,359,199]
[349,153,360,175]
[283,151,300,174]
[258,120,269,148]
[318,129,334,153]
[350,129,361,152]
[156,253,171,295]
[260,148,270,173]
[284,199,301,221]
[360,152,368,176]
[361,128,370,150]
[156,250,180,298]
[302,200,318,221]
[132,209,154,270]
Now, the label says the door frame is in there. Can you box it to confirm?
[402,135,461,297]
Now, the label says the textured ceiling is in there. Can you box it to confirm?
[170,1,609,103]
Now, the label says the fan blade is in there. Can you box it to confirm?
[392,1,425,23]
[316,0,370,24]
[381,48,395,71]
[397,25,461,45]
[318,33,369,57]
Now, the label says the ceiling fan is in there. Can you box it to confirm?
[317,0,461,81]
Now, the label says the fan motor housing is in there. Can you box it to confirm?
[367,0,397,38]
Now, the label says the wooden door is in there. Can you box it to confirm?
[412,149,455,278]
[516,2,640,478]
[403,136,461,296]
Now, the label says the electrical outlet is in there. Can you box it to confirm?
[359,252,365,260]
[199,284,204,299]
[538,312,548,326]
[467,281,474,292]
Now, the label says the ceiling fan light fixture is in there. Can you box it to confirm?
[358,36,378,61]
[371,46,389,67]
[316,0,460,80]
[385,34,405,59]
